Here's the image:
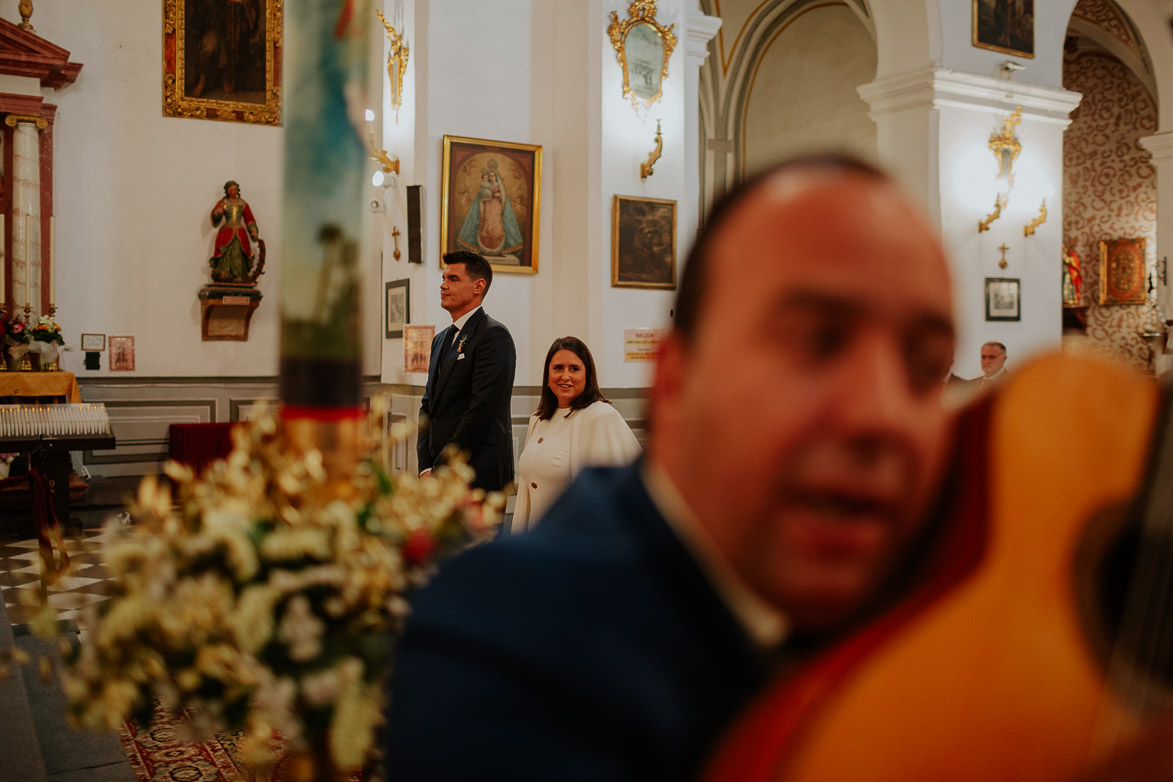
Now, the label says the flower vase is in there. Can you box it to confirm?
[4,354,19,371]
[27,353,40,372]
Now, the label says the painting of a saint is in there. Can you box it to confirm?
[163,0,282,125]
[973,0,1034,59]
[441,136,541,274]
[612,196,676,289]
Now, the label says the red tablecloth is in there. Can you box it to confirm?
[168,422,235,475]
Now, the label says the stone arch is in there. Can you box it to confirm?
[697,0,878,210]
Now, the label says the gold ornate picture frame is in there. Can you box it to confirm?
[612,195,676,290]
[608,0,677,114]
[972,0,1034,59]
[163,0,283,126]
[440,135,542,275]
[1099,237,1147,306]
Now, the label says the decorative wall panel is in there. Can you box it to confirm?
[1062,50,1157,371]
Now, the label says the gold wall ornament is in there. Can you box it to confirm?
[17,0,33,31]
[640,119,662,179]
[367,122,400,179]
[989,106,1023,185]
[979,192,1008,233]
[375,8,409,122]
[1023,198,1047,236]
[607,0,677,115]
[997,243,1010,270]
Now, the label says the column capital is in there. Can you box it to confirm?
[858,66,1082,126]
[1140,132,1173,162]
[686,11,721,65]
[4,114,47,131]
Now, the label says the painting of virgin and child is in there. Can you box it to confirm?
[441,136,542,273]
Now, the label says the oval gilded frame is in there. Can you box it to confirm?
[607,0,677,114]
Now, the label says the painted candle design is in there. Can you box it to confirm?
[280,0,370,409]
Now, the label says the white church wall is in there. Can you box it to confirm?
[597,0,683,390]
[30,1,386,380]
[939,101,1067,378]
[935,0,1079,88]
[406,0,554,394]
[398,0,690,395]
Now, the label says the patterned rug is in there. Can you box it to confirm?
[118,710,248,782]
[117,704,366,782]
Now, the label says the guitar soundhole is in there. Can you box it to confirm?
[1078,503,1173,713]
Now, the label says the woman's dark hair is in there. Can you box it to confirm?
[535,336,608,420]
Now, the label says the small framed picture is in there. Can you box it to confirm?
[985,277,1020,322]
[80,333,106,352]
[403,324,435,374]
[385,279,410,339]
[109,335,135,371]
[611,195,677,289]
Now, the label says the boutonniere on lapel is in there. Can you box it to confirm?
[456,334,469,358]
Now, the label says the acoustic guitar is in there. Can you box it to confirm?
[703,352,1173,781]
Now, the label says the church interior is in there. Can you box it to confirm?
[1,0,1173,779]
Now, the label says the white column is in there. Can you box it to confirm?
[1139,132,1173,322]
[8,118,41,317]
[860,67,1081,375]
[684,11,720,243]
[1139,131,1173,376]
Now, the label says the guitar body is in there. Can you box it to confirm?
[705,353,1164,782]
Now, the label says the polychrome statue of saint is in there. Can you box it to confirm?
[209,180,264,284]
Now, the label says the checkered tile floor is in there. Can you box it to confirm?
[0,526,122,626]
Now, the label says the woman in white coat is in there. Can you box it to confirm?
[512,336,641,532]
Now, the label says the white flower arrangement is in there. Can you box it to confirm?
[54,397,500,774]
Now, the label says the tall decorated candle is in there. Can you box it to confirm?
[279,0,371,485]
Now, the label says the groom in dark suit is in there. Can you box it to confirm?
[417,250,516,492]
[385,157,959,779]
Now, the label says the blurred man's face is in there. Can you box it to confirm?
[652,171,956,634]
[980,344,1007,378]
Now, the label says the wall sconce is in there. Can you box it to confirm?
[976,106,1023,233]
[365,109,399,189]
[375,8,409,123]
[640,119,662,179]
[1023,199,1047,236]
[979,192,1007,233]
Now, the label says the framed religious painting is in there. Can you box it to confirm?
[985,277,1020,322]
[1099,237,1147,306]
[612,195,676,290]
[163,0,283,125]
[403,324,434,374]
[385,279,409,339]
[440,135,542,274]
[972,0,1034,59]
[109,336,136,371]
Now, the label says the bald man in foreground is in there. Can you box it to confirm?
[384,154,960,780]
